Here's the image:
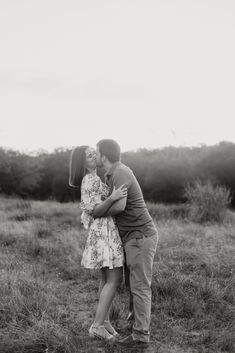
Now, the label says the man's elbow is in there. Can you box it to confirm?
[112,204,126,215]
[116,199,127,213]
[118,204,126,212]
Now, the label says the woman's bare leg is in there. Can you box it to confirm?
[98,269,111,321]
[98,269,115,323]
[93,267,123,326]
[98,268,106,296]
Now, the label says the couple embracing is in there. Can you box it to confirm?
[69,139,158,348]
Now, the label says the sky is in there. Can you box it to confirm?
[0,0,235,153]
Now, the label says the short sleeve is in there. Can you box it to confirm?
[112,168,131,190]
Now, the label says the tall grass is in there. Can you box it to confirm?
[0,196,234,353]
[146,201,188,220]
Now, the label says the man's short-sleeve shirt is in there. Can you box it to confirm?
[105,162,154,241]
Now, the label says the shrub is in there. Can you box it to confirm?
[184,180,231,223]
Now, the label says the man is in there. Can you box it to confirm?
[95,139,158,347]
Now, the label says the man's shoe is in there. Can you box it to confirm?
[118,334,149,347]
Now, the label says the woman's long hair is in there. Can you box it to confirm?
[69,145,88,188]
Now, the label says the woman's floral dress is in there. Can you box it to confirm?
[80,173,124,269]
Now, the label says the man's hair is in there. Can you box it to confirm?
[97,139,121,163]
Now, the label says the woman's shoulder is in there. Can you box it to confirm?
[82,173,101,189]
[82,173,100,182]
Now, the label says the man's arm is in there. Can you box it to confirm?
[93,184,127,218]
[92,196,117,219]
[104,196,127,216]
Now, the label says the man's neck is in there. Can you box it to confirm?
[103,160,114,173]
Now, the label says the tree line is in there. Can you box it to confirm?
[0,141,234,206]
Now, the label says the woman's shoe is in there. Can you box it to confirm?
[104,320,120,337]
[89,324,115,342]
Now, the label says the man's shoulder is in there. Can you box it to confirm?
[115,162,132,174]
[113,163,134,179]
[110,163,133,187]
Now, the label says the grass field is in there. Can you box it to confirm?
[0,197,234,353]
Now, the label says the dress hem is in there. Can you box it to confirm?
[81,263,124,270]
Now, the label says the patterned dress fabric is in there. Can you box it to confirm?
[80,173,124,269]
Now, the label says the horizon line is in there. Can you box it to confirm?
[1,140,234,155]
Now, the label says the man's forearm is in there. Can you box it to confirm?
[104,202,124,216]
[93,197,116,218]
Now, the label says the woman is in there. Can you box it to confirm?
[69,145,127,342]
